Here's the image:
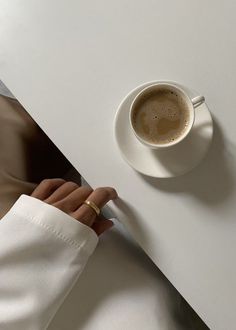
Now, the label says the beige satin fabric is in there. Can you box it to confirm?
[0,95,72,218]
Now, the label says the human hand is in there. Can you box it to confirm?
[31,179,118,236]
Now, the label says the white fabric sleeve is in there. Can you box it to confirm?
[0,194,98,330]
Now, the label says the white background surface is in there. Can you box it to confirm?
[0,1,236,329]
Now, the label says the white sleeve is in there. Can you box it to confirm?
[0,194,98,330]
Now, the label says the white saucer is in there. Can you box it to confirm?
[114,81,213,178]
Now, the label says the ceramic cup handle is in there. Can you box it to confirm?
[191,95,205,108]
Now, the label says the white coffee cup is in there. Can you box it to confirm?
[129,83,205,149]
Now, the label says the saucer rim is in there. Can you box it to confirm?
[114,80,213,178]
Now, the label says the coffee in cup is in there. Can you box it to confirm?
[130,83,205,149]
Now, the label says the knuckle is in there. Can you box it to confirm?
[65,181,78,189]
[95,187,116,198]
[83,186,93,195]
[58,178,66,183]
[95,187,109,199]
[41,178,65,187]
[53,200,67,210]
[94,187,105,194]
[41,179,54,187]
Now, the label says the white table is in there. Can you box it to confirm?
[1,1,236,329]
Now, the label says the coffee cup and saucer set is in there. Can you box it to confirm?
[114,81,213,178]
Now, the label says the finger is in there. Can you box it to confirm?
[53,186,93,213]
[44,181,79,204]
[92,219,114,236]
[72,187,118,226]
[31,178,66,200]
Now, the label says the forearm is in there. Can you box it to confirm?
[0,195,98,330]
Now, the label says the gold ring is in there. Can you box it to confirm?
[83,200,100,216]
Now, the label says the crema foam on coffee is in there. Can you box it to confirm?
[132,89,190,145]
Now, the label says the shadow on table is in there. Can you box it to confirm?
[112,197,152,250]
[139,118,236,207]
[48,226,208,330]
